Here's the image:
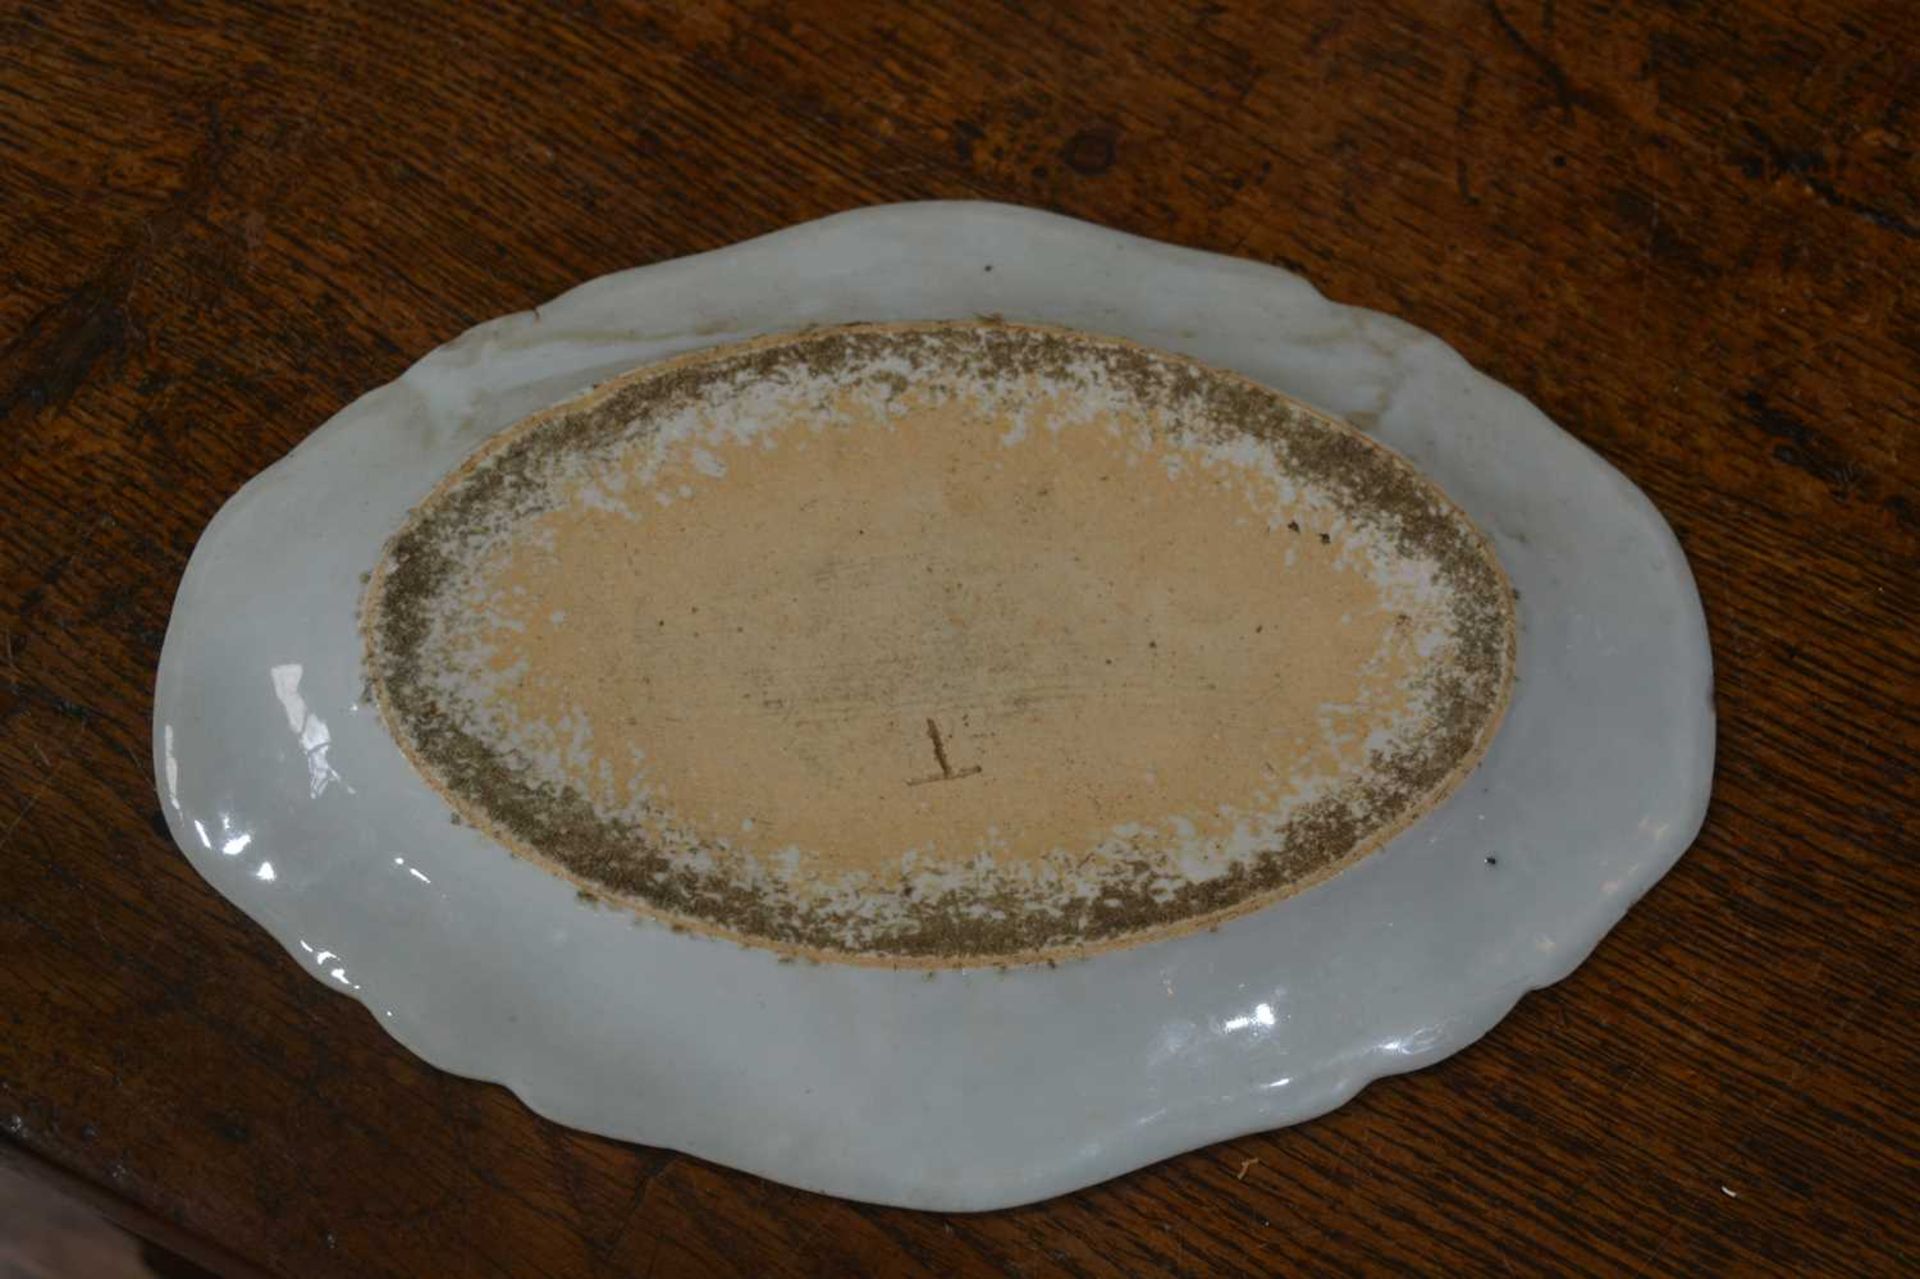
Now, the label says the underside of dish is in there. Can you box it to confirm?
[156,203,1712,1208]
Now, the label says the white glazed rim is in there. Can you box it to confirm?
[154,201,1714,1211]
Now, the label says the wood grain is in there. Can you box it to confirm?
[2,1,1914,1274]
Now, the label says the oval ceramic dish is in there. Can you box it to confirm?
[154,202,1713,1210]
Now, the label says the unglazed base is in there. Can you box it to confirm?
[361,322,1514,965]
[154,203,1712,1210]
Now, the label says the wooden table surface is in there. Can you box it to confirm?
[4,1,1915,1274]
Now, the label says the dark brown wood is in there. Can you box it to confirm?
[2,1,1914,1274]
[0,1140,261,1279]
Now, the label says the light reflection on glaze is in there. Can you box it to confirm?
[296,939,361,990]
[1221,1002,1278,1033]
[270,663,346,798]
[162,723,180,811]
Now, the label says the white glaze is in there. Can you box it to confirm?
[153,202,1714,1209]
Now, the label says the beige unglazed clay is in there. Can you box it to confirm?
[362,322,1516,965]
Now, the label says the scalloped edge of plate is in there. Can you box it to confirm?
[154,202,1713,1210]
